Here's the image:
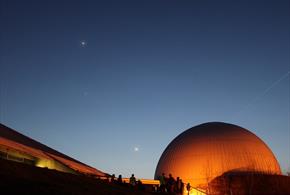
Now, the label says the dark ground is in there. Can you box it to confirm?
[2,158,290,195]
[0,158,153,195]
[209,171,290,195]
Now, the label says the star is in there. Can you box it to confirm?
[134,147,139,152]
[80,40,87,47]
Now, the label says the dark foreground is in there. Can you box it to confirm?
[209,171,290,195]
[0,158,152,195]
[1,158,290,195]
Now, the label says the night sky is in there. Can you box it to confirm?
[0,0,289,178]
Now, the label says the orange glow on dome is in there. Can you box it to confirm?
[155,122,281,192]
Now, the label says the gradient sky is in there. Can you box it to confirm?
[0,0,289,179]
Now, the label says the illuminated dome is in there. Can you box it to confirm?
[155,122,281,191]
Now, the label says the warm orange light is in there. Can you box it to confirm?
[122,178,159,185]
[0,124,106,176]
[184,188,206,195]
[155,122,281,192]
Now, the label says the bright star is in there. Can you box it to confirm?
[134,147,139,152]
[80,40,87,47]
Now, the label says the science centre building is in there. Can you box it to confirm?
[155,122,281,194]
[0,123,106,177]
[0,122,284,194]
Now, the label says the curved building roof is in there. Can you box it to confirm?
[0,123,106,176]
[155,122,281,189]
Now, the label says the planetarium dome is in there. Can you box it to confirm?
[155,122,281,191]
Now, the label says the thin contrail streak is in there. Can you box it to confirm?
[235,70,290,117]
[251,71,290,103]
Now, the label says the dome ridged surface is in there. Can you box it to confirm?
[155,122,281,188]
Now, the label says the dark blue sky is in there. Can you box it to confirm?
[1,0,289,178]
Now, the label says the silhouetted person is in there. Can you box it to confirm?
[175,177,183,194]
[167,173,175,193]
[111,174,115,183]
[180,179,184,195]
[117,174,123,185]
[130,174,136,186]
[137,179,144,191]
[186,183,191,195]
[158,173,166,193]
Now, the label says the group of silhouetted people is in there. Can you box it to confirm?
[109,174,122,185]
[108,173,191,194]
[157,173,186,195]
[109,173,145,191]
